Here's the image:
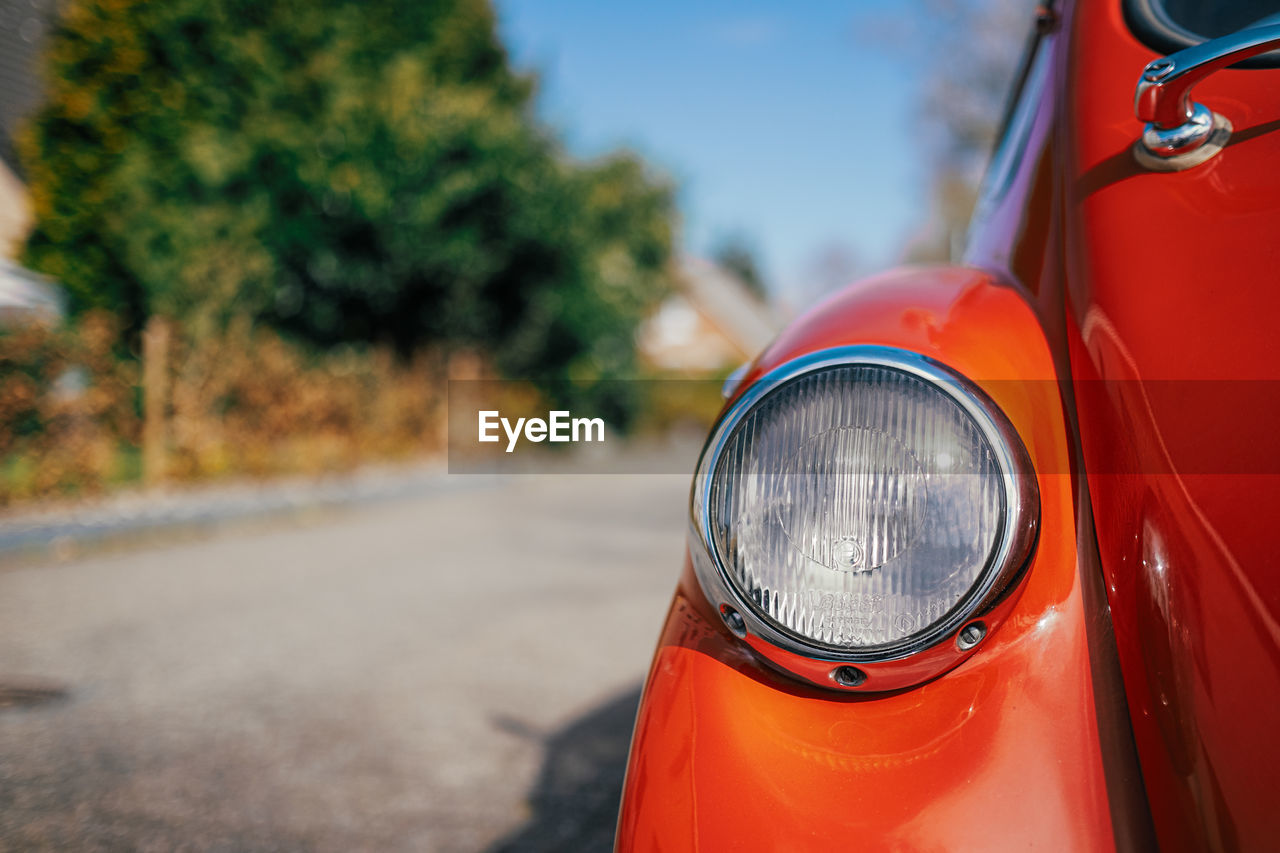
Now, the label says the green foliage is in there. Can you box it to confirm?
[711,234,768,300]
[21,0,675,414]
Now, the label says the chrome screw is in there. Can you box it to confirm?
[957,621,987,651]
[722,607,747,639]
[831,666,867,688]
[1143,58,1175,82]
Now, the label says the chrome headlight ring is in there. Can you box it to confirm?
[690,345,1040,692]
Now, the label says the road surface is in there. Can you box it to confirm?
[0,470,689,851]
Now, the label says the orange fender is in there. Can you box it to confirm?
[617,267,1132,852]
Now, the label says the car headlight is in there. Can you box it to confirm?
[691,345,1039,691]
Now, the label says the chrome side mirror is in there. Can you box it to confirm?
[1133,22,1280,170]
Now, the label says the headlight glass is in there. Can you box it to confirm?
[696,348,1035,660]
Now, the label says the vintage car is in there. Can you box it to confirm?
[616,1,1280,849]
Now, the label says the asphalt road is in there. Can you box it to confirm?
[0,471,690,851]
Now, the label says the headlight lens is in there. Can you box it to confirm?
[693,347,1037,664]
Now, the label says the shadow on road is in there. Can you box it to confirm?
[0,677,70,710]
[487,683,643,853]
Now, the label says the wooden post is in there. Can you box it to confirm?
[142,316,170,486]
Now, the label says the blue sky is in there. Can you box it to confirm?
[495,0,929,305]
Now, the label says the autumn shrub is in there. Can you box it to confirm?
[166,319,444,479]
[0,312,139,504]
[0,313,446,506]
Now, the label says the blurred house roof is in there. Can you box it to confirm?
[639,257,779,372]
[0,154,30,257]
[678,256,777,356]
[0,0,54,174]
[0,257,63,322]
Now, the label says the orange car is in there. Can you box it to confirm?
[617,1,1280,849]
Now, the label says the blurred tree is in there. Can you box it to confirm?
[859,0,1028,262]
[20,0,674,410]
[917,0,1029,262]
[711,234,768,301]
